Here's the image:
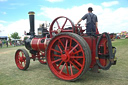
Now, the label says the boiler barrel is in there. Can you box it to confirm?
[31,38,46,51]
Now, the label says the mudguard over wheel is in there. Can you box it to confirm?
[46,32,91,81]
[15,49,30,70]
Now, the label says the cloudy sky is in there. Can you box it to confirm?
[0,0,128,36]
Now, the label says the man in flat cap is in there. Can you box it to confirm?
[76,7,98,36]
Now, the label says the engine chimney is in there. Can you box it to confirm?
[28,11,35,38]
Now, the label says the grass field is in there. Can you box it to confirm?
[0,39,128,85]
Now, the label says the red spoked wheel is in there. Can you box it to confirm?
[38,51,47,64]
[46,32,91,81]
[49,16,75,37]
[15,49,30,70]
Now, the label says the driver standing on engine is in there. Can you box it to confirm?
[76,7,98,36]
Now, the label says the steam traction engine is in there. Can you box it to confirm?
[15,11,117,81]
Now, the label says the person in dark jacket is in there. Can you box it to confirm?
[76,7,98,36]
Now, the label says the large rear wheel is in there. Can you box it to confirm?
[46,32,91,81]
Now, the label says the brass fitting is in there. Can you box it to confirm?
[28,11,35,15]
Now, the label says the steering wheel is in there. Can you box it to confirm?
[49,16,75,37]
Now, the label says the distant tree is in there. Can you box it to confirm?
[11,32,21,39]
[24,37,28,41]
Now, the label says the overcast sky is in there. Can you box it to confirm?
[0,0,128,36]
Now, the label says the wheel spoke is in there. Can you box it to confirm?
[70,63,73,75]
[53,54,61,57]
[57,43,63,53]
[62,19,67,29]
[73,59,83,67]
[69,44,79,54]
[69,61,80,71]
[52,58,62,64]
[70,56,83,58]
[51,48,61,53]
[65,39,68,51]
[66,63,69,75]
[59,63,66,74]
[58,39,64,48]
[56,21,61,29]
[72,50,82,55]
[57,61,63,68]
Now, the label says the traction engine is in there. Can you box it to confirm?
[15,11,117,81]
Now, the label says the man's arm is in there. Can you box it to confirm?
[95,15,98,28]
[76,14,87,26]
[76,19,82,25]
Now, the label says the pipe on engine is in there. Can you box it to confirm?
[28,11,35,38]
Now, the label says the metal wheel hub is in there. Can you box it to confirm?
[61,50,70,62]
[19,57,24,62]
[61,54,68,61]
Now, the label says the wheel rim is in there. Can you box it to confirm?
[15,50,27,69]
[47,35,86,80]
[38,51,46,64]
[49,16,75,37]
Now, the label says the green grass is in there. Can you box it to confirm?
[0,39,128,85]
[0,44,23,49]
[112,39,128,47]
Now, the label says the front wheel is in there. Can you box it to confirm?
[46,32,91,81]
[15,49,30,70]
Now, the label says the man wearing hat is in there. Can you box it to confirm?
[76,7,98,36]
